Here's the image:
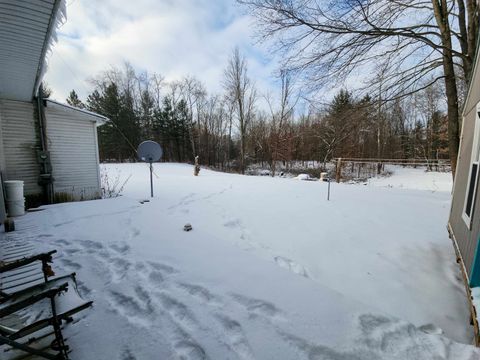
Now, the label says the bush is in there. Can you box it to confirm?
[100,166,131,198]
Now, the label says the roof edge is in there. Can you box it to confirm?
[462,29,480,117]
[32,0,67,100]
[45,99,109,124]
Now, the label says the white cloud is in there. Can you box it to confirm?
[45,0,279,105]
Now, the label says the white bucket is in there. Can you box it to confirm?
[6,198,25,217]
[4,181,25,216]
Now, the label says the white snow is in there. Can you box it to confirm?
[295,173,312,181]
[366,165,453,192]
[3,163,478,359]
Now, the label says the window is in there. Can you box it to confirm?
[465,162,479,218]
[462,106,480,228]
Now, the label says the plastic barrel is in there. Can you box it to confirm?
[4,180,25,216]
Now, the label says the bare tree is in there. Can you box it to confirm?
[238,0,479,177]
[151,73,165,108]
[266,70,298,176]
[179,76,207,161]
[223,47,257,174]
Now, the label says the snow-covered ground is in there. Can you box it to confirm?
[3,163,478,359]
[366,165,453,192]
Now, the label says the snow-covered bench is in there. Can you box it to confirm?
[0,250,92,359]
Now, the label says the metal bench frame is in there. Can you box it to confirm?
[0,250,92,359]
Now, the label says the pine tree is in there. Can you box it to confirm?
[175,99,191,162]
[87,84,123,161]
[139,90,156,140]
[66,90,85,109]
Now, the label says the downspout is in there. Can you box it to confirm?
[0,173,5,225]
[36,85,54,204]
[37,86,47,152]
[30,0,65,205]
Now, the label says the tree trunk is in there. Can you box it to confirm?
[432,0,460,178]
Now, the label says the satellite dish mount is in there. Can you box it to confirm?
[137,140,163,197]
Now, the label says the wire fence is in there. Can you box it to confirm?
[333,158,451,182]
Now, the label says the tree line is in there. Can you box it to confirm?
[66,49,449,175]
[237,0,478,177]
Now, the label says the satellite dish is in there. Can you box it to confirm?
[137,141,163,162]
[137,140,163,198]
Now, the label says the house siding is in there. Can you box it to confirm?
[450,105,480,276]
[44,104,101,201]
[0,105,5,223]
[0,99,42,196]
[465,72,480,117]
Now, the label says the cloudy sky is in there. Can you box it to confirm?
[45,0,279,104]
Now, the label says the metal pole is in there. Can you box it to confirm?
[327,179,331,201]
[150,161,153,198]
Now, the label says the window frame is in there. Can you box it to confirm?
[462,105,480,229]
[463,161,480,228]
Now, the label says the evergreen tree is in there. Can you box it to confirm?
[87,83,139,162]
[139,90,156,140]
[330,89,353,115]
[66,90,85,109]
[175,99,191,162]
[87,84,122,161]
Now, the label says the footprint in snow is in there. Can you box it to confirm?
[274,256,310,278]
[136,261,175,286]
[37,234,53,238]
[54,239,72,246]
[120,347,137,360]
[418,323,443,335]
[357,314,436,354]
[174,340,207,360]
[230,293,282,319]
[76,279,92,296]
[223,219,242,229]
[279,330,378,360]
[147,261,177,274]
[168,193,196,211]
[110,242,131,255]
[134,285,154,312]
[59,258,82,271]
[148,271,165,285]
[215,314,255,360]
[78,239,104,252]
[110,257,133,281]
[64,247,81,256]
[130,228,140,238]
[135,262,146,271]
[158,293,199,329]
[176,282,219,305]
[106,289,154,326]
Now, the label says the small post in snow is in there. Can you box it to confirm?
[327,179,331,201]
[194,156,200,176]
[149,161,154,198]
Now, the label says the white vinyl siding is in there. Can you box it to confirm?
[0,0,65,102]
[0,106,5,222]
[45,105,101,200]
[0,99,42,195]
[463,104,480,228]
